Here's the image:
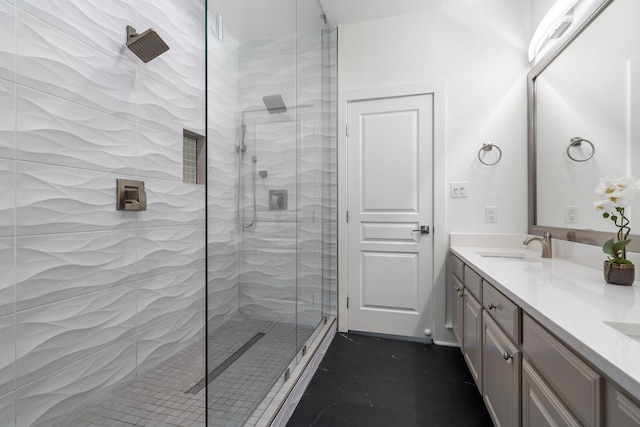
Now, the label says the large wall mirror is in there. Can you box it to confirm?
[529,0,640,248]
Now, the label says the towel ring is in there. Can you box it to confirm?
[566,137,595,162]
[478,143,502,166]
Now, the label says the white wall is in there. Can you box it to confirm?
[338,0,531,343]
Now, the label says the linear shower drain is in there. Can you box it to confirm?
[186,332,265,395]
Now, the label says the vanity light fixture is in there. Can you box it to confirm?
[549,10,573,39]
[528,0,580,62]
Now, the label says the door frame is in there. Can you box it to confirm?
[337,83,447,340]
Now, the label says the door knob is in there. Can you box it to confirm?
[412,225,430,234]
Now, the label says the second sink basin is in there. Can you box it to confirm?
[604,321,640,344]
[477,251,527,261]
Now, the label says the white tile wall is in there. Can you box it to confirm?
[0,314,15,397]
[0,80,15,159]
[15,340,137,427]
[0,1,15,82]
[3,0,207,424]
[0,391,15,427]
[234,28,336,323]
[16,87,138,174]
[15,285,136,387]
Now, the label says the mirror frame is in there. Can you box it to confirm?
[526,0,640,250]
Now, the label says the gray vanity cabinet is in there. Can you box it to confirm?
[449,250,640,427]
[462,265,483,392]
[606,382,640,426]
[522,359,581,427]
[451,256,465,346]
[522,314,602,427]
[482,290,521,427]
[463,291,483,390]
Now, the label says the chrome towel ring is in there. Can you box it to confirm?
[478,143,502,166]
[566,137,595,162]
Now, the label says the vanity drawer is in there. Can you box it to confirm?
[464,265,482,301]
[451,254,464,282]
[523,314,602,427]
[483,281,520,343]
[606,381,640,427]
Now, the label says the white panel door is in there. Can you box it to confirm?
[347,94,433,338]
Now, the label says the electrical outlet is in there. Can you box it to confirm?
[450,181,469,198]
[565,206,579,224]
[486,206,498,223]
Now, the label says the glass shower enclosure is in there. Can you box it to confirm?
[0,0,335,425]
[205,0,337,425]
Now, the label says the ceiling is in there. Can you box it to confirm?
[210,0,432,41]
[319,0,434,26]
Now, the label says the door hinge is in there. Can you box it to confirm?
[346,211,349,223]
[346,297,349,309]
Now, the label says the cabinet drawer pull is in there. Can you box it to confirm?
[503,352,513,362]
[488,303,498,310]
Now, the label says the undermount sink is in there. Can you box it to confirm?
[477,251,527,261]
[604,321,640,344]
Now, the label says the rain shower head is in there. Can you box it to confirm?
[262,95,287,114]
[126,25,169,63]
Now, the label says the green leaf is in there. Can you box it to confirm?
[614,258,634,265]
[604,239,632,258]
[612,239,632,253]
[603,238,615,255]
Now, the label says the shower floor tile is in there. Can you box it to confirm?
[58,314,315,427]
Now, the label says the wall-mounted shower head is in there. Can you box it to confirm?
[126,25,169,63]
[262,95,287,114]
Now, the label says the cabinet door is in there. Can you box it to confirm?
[452,275,464,346]
[606,381,640,427]
[483,314,521,427]
[522,359,581,427]
[463,293,482,391]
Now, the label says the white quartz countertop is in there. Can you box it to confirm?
[450,244,640,401]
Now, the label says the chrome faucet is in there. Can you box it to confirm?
[523,228,552,258]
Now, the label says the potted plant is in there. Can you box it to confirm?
[594,175,640,286]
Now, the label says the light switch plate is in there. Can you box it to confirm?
[485,206,497,223]
[450,181,468,198]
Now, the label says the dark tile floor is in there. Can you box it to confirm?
[287,333,494,427]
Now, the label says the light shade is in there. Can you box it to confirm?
[528,0,580,62]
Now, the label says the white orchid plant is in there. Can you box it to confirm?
[594,175,640,265]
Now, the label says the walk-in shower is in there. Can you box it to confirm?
[235,123,257,229]
[235,95,288,229]
[0,0,336,425]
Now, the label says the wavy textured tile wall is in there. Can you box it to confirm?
[16,231,137,310]
[5,1,207,423]
[16,11,137,121]
[0,1,15,82]
[136,267,205,332]
[0,239,13,317]
[0,80,15,160]
[15,340,137,427]
[16,87,137,174]
[16,286,137,387]
[0,391,15,427]
[0,314,15,397]
[136,307,204,374]
[0,159,14,238]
